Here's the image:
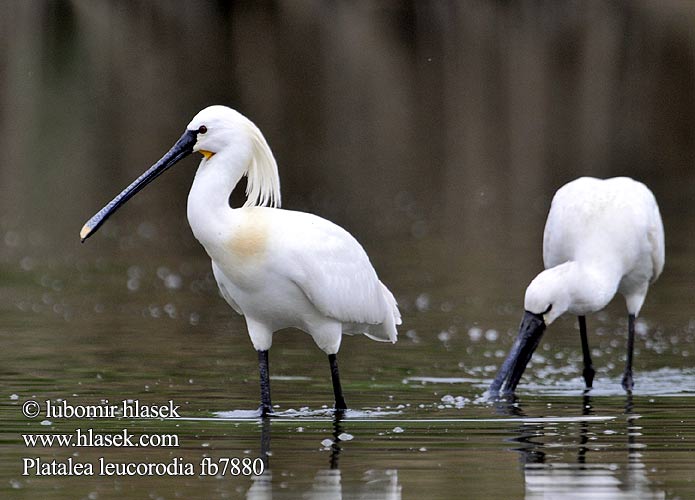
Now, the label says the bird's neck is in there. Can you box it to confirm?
[186,152,246,244]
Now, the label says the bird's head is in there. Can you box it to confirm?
[187,105,255,161]
[524,265,573,325]
[79,105,280,242]
[488,264,573,397]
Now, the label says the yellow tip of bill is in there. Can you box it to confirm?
[80,224,92,242]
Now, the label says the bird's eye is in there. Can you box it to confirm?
[198,125,207,134]
[543,304,553,314]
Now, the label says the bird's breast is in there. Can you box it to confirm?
[225,212,269,259]
[230,220,268,260]
[201,208,273,291]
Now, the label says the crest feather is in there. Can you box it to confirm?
[243,123,281,208]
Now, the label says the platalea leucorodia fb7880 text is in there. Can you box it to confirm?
[489,177,664,397]
[80,105,401,415]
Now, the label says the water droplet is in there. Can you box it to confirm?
[484,329,498,341]
[468,327,483,342]
[4,231,20,247]
[437,331,451,343]
[164,274,183,290]
[189,312,200,326]
[163,303,177,318]
[20,256,35,271]
[415,294,430,312]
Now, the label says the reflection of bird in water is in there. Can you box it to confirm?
[623,394,654,497]
[247,413,401,500]
[304,469,401,500]
[80,106,401,415]
[490,177,665,396]
[247,418,273,500]
[359,470,401,500]
[503,396,664,500]
[305,412,345,500]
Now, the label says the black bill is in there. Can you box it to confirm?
[488,310,546,396]
[80,129,197,242]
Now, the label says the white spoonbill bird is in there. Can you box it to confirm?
[489,177,664,396]
[80,105,401,415]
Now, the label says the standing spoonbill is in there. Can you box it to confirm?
[80,105,401,415]
[489,177,664,396]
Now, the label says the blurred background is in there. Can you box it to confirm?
[1,0,695,385]
[2,0,695,398]
[2,0,694,265]
[2,2,695,498]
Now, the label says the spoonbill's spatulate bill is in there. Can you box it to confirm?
[489,177,664,397]
[81,105,401,415]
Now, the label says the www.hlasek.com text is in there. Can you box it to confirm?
[23,428,179,448]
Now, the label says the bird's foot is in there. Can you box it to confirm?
[257,404,274,418]
[334,400,347,414]
[500,389,518,402]
[583,366,595,390]
[621,372,634,392]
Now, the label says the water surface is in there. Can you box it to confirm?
[2,2,695,499]
[1,231,694,499]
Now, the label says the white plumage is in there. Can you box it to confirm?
[202,207,400,353]
[81,105,400,414]
[185,107,400,355]
[490,176,664,396]
[530,176,664,321]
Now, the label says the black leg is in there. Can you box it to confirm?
[258,350,272,416]
[622,314,635,392]
[328,354,347,411]
[578,315,595,389]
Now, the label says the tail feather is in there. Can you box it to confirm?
[380,281,402,326]
[343,281,400,343]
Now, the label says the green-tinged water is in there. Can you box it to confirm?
[2,2,695,499]
[1,231,694,499]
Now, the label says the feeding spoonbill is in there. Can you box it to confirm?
[80,105,401,415]
[489,177,664,396]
